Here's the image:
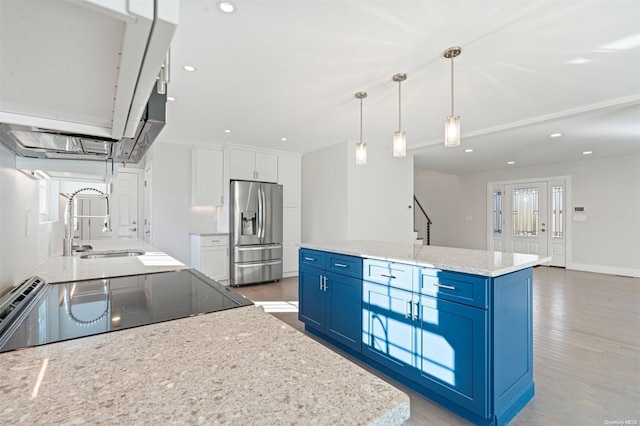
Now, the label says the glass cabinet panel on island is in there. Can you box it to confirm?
[299,247,535,426]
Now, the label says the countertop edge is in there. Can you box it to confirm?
[300,241,551,277]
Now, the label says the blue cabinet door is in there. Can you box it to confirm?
[325,272,362,351]
[298,266,325,331]
[362,281,414,379]
[413,296,489,418]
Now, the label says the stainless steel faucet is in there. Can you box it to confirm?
[63,188,111,256]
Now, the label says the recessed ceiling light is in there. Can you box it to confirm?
[464,148,473,153]
[281,137,287,141]
[224,129,231,133]
[183,65,196,72]
[167,96,176,101]
[507,161,515,165]
[565,57,592,65]
[550,133,563,138]
[217,0,236,13]
[583,151,593,155]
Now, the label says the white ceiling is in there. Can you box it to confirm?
[160,0,640,175]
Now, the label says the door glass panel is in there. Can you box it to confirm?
[493,190,502,235]
[551,185,564,238]
[512,187,538,237]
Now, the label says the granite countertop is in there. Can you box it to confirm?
[33,239,186,284]
[301,240,551,277]
[0,306,409,425]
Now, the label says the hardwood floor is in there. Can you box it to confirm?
[235,267,640,425]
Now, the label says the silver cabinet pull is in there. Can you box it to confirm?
[405,299,411,319]
[304,257,315,261]
[433,283,456,290]
[379,273,396,279]
[322,276,328,291]
[413,300,419,320]
[334,263,347,268]
[319,275,323,290]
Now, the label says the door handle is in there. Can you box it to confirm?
[128,227,137,232]
[413,300,419,320]
[405,299,411,319]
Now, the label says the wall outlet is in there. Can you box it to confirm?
[466,215,473,221]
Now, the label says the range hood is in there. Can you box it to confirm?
[0,90,166,164]
[0,0,178,165]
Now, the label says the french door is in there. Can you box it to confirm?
[489,179,566,267]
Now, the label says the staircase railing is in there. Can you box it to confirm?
[413,195,432,245]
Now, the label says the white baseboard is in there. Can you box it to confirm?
[283,271,298,279]
[567,262,640,278]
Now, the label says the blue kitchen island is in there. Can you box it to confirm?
[298,240,550,426]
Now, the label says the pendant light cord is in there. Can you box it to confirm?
[450,57,455,116]
[398,80,402,131]
[360,98,363,143]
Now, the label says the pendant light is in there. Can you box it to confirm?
[444,46,462,147]
[355,92,368,165]
[392,73,407,157]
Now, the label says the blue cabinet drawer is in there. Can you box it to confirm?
[326,253,363,279]
[419,268,488,309]
[363,258,417,292]
[299,249,325,270]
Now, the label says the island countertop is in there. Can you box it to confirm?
[0,305,409,425]
[301,240,551,277]
[31,239,186,284]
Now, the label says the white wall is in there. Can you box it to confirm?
[302,141,414,244]
[347,143,415,244]
[0,146,61,295]
[146,141,219,264]
[415,155,640,276]
[301,142,349,243]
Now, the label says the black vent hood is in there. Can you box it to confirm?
[0,90,166,164]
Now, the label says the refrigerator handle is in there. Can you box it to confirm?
[257,187,264,240]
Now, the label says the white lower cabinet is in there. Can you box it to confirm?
[191,234,229,283]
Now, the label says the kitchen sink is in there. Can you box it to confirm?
[80,249,145,259]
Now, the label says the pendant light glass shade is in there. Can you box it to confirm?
[393,131,407,156]
[443,47,462,147]
[355,141,367,165]
[392,73,407,157]
[444,115,460,147]
[355,91,368,165]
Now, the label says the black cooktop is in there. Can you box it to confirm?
[0,269,253,353]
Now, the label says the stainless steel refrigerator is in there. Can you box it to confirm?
[229,180,283,286]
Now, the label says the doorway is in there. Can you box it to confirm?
[110,169,141,240]
[488,177,568,267]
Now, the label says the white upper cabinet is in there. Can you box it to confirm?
[278,155,301,208]
[0,0,178,139]
[229,147,278,182]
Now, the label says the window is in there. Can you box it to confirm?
[512,187,538,237]
[551,185,564,238]
[493,190,502,235]
[38,179,59,223]
[38,180,49,217]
